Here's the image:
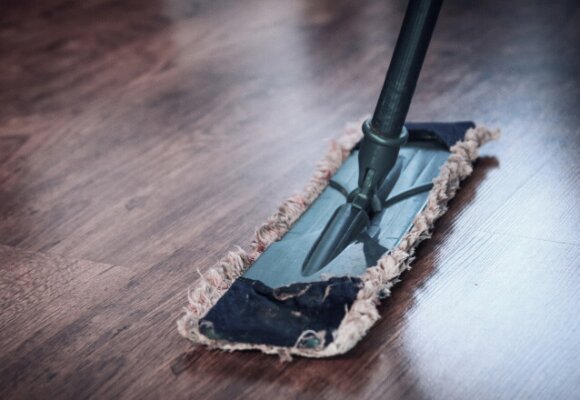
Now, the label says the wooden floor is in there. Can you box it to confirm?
[1,0,579,398]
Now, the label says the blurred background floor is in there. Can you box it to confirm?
[0,0,579,399]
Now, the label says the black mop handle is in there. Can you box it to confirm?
[353,0,443,212]
[302,0,445,273]
[371,0,443,138]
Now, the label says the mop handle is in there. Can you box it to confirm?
[371,0,443,139]
[353,0,443,212]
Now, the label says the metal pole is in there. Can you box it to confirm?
[371,0,443,139]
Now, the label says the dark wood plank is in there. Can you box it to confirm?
[0,245,134,398]
[0,0,579,399]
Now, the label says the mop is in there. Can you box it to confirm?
[178,0,499,360]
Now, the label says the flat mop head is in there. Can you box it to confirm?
[177,122,499,359]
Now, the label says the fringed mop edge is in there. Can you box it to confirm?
[177,121,500,361]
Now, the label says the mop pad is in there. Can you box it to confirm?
[177,121,499,360]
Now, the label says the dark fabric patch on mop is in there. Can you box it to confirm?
[199,276,363,348]
[406,121,475,148]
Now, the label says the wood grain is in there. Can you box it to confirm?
[1,0,579,399]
